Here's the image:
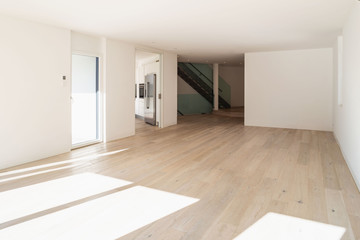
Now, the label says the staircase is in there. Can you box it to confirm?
[178,63,231,109]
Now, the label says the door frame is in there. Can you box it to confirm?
[135,48,164,128]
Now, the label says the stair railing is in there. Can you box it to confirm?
[187,63,223,93]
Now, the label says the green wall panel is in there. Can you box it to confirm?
[178,94,213,115]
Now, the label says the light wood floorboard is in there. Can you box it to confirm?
[0,114,359,239]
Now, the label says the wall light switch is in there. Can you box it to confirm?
[61,76,66,87]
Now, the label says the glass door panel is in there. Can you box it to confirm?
[71,54,99,146]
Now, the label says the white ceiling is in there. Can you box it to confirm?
[0,0,355,64]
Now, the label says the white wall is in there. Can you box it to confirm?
[245,48,333,131]
[0,15,71,169]
[333,3,360,190]
[104,39,135,142]
[135,62,145,117]
[71,32,104,56]
[162,52,178,127]
[0,15,178,170]
[219,65,244,107]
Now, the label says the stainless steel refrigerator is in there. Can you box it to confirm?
[144,73,156,125]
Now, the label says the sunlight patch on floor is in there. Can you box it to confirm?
[0,163,85,183]
[0,186,199,240]
[233,212,345,240]
[0,172,131,224]
[0,148,129,178]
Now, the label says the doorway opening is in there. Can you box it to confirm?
[213,59,245,121]
[135,51,162,133]
[71,54,101,147]
[176,56,245,123]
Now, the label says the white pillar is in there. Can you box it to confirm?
[213,63,219,110]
